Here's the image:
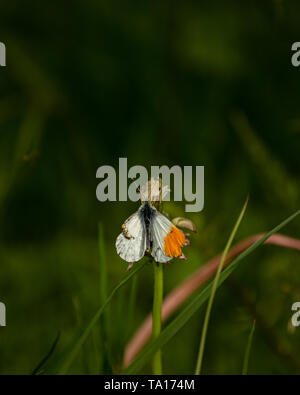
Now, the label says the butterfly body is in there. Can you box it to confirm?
[139,201,155,251]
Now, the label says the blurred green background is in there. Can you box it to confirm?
[0,0,300,374]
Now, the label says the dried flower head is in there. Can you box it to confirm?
[140,177,171,204]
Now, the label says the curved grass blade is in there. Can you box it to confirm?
[195,196,248,375]
[31,332,61,375]
[123,209,300,374]
[45,258,147,374]
[242,320,256,375]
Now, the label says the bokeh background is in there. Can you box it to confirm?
[0,0,300,374]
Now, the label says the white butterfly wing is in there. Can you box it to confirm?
[116,211,146,263]
[150,211,173,263]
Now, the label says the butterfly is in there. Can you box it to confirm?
[116,201,187,263]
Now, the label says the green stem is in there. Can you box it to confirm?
[152,261,163,374]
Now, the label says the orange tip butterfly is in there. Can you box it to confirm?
[116,201,186,263]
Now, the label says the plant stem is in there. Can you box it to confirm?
[152,261,163,374]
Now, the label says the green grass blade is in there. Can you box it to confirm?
[242,320,256,375]
[31,332,60,375]
[195,197,248,375]
[44,258,147,374]
[123,209,300,374]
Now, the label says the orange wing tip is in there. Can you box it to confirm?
[164,226,186,258]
